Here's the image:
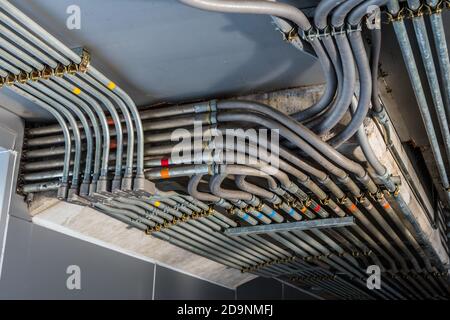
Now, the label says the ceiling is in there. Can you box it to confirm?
[0,0,323,120]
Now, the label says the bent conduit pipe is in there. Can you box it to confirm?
[0,36,96,180]
[18,84,83,195]
[66,74,124,191]
[313,39,355,135]
[187,175,261,226]
[312,3,357,135]
[0,0,145,190]
[30,81,94,195]
[328,0,386,147]
[216,101,377,192]
[0,53,83,194]
[149,131,432,276]
[45,79,102,191]
[351,1,390,116]
[328,30,371,147]
[178,0,339,125]
[0,3,114,193]
[80,73,135,190]
[6,0,446,296]
[55,76,111,183]
[9,86,71,199]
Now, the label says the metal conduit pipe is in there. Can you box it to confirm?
[65,74,124,191]
[87,67,146,192]
[294,232,400,300]
[143,199,285,274]
[52,77,111,182]
[384,1,450,270]
[111,201,251,263]
[187,175,259,225]
[278,231,391,299]
[10,86,71,198]
[179,195,237,227]
[293,268,375,299]
[0,0,145,191]
[29,81,94,195]
[291,37,339,122]
[110,200,282,276]
[0,26,107,184]
[407,0,450,165]
[0,17,101,189]
[335,226,414,296]
[213,141,343,217]
[149,216,267,268]
[234,175,302,221]
[79,73,135,190]
[146,149,333,219]
[192,127,346,199]
[291,35,338,122]
[136,135,422,278]
[30,120,343,205]
[274,245,376,297]
[230,170,323,219]
[44,79,102,191]
[23,127,426,290]
[328,22,373,145]
[99,186,282,276]
[387,0,450,205]
[216,101,377,191]
[17,84,82,193]
[26,100,216,137]
[209,174,273,224]
[8,0,448,294]
[169,220,281,269]
[269,0,337,117]
[312,30,356,135]
[356,103,450,294]
[24,114,216,150]
[427,0,450,119]
[270,235,364,298]
[302,0,356,126]
[179,0,311,30]
[95,203,275,276]
[178,0,341,125]
[153,196,222,231]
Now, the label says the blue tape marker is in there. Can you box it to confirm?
[268,210,276,218]
[289,208,295,216]
[242,213,249,221]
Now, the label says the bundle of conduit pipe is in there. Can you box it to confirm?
[4,0,450,299]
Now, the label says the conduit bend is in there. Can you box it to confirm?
[6,0,449,299]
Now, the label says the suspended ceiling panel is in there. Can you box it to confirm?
[0,0,322,119]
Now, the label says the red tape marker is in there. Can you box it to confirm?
[160,158,169,167]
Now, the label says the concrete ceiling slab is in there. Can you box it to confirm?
[1,0,323,119]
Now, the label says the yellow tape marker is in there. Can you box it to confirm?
[107,81,116,90]
[154,201,161,207]
[72,87,81,95]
